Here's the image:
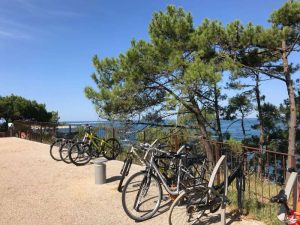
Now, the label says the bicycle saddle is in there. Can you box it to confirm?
[84,125,93,132]
[271,189,287,204]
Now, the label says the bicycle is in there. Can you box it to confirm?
[117,140,157,192]
[168,151,248,225]
[49,132,78,161]
[68,125,121,166]
[271,168,300,225]
[121,143,209,222]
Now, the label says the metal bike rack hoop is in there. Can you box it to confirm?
[208,155,228,225]
[277,172,298,222]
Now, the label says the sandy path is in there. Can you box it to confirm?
[0,138,264,225]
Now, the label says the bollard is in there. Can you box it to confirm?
[94,158,108,185]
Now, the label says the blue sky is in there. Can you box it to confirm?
[0,0,298,121]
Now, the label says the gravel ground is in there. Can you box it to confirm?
[0,138,265,225]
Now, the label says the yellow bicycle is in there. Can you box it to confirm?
[68,125,121,166]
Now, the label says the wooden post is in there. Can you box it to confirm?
[174,134,179,150]
[40,125,43,143]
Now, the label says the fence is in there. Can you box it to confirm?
[10,120,296,221]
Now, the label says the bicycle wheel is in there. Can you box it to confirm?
[118,158,133,192]
[50,139,63,161]
[59,140,74,164]
[102,138,121,160]
[122,171,162,221]
[168,186,208,225]
[68,142,92,166]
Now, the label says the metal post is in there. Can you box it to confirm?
[95,163,106,184]
[208,155,227,225]
[221,155,228,225]
[94,158,108,185]
[277,172,298,222]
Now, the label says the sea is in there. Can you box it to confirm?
[58,118,265,141]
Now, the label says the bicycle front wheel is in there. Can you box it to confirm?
[102,138,121,160]
[122,171,162,221]
[168,186,208,225]
[68,142,91,166]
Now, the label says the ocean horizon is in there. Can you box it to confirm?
[58,118,275,141]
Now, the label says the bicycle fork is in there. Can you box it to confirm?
[133,172,152,211]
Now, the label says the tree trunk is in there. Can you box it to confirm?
[254,73,264,176]
[214,84,223,142]
[254,74,265,146]
[282,39,297,170]
[241,110,246,138]
[194,112,214,164]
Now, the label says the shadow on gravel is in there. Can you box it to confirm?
[138,194,173,222]
[195,210,242,225]
[106,176,122,183]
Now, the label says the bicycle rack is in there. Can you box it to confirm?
[208,155,228,225]
[277,172,298,222]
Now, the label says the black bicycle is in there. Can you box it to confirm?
[168,152,248,225]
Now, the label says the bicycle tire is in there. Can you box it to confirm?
[68,141,92,166]
[59,140,74,164]
[50,139,63,161]
[102,138,121,160]
[168,186,208,225]
[118,158,133,192]
[122,171,162,221]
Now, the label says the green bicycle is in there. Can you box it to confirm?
[68,125,121,166]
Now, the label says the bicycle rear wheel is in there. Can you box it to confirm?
[50,139,63,161]
[168,186,208,225]
[122,171,162,221]
[102,138,121,160]
[68,142,91,166]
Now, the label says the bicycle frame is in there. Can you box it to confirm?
[143,145,206,196]
[85,132,107,151]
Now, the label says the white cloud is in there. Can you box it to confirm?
[0,29,30,40]
[15,0,83,18]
